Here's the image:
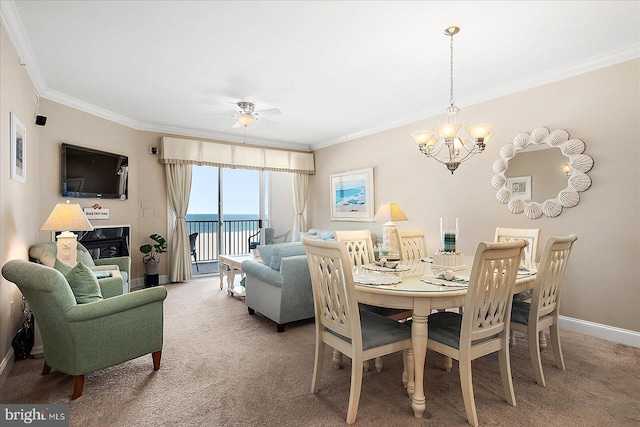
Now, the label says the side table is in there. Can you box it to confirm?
[218,254,261,298]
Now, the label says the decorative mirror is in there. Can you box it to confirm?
[491,127,594,219]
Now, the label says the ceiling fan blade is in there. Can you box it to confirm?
[255,108,281,115]
[256,117,278,126]
[232,121,243,128]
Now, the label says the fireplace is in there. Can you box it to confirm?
[76,225,130,260]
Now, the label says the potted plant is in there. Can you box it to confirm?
[140,233,167,287]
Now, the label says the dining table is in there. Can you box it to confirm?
[353,256,538,419]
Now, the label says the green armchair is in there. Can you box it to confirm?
[1,259,167,399]
[29,242,130,297]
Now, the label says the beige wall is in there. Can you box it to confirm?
[0,23,41,381]
[36,102,170,281]
[310,59,640,332]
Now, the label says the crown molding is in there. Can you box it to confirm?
[4,0,638,153]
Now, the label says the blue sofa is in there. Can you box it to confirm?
[242,242,314,332]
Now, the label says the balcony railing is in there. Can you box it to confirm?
[186,219,265,262]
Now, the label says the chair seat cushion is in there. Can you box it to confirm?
[428,311,463,349]
[358,303,409,319]
[328,311,411,351]
[65,262,103,304]
[511,299,531,325]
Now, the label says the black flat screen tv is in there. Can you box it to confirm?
[61,143,128,199]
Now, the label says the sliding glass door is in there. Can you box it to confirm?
[187,166,268,263]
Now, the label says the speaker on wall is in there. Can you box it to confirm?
[35,115,47,126]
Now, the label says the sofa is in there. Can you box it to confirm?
[241,242,315,332]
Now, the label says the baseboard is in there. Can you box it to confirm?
[559,315,640,348]
[0,347,15,389]
[131,275,169,290]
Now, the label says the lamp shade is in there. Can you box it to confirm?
[41,202,94,232]
[374,203,408,223]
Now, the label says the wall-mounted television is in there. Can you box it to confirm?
[61,143,128,199]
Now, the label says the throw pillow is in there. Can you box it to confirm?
[257,244,276,266]
[65,262,103,304]
[53,258,73,275]
[269,243,307,271]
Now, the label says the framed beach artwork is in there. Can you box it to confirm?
[10,112,26,183]
[507,176,531,201]
[330,167,374,221]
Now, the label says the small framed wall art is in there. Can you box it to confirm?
[507,175,532,201]
[10,112,26,183]
[330,167,375,221]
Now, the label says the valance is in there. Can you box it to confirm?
[159,137,315,174]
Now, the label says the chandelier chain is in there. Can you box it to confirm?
[449,31,455,107]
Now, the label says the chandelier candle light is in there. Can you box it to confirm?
[412,26,493,174]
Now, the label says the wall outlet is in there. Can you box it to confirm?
[10,300,14,318]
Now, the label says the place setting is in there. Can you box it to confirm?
[421,269,469,287]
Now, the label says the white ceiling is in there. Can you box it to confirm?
[2,1,639,151]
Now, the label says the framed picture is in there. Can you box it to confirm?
[507,176,532,201]
[330,167,375,221]
[10,112,26,183]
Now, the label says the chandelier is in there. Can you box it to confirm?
[412,26,493,174]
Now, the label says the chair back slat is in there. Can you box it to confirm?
[334,230,375,267]
[393,228,427,260]
[462,241,526,344]
[531,235,577,321]
[495,227,540,262]
[303,238,361,344]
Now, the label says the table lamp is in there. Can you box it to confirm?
[374,202,408,255]
[41,201,94,266]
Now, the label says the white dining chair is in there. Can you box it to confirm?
[334,229,376,267]
[393,228,428,260]
[426,240,527,427]
[494,227,540,262]
[511,234,578,386]
[302,238,414,425]
[334,229,411,372]
[494,227,541,345]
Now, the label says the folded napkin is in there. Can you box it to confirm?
[436,272,468,283]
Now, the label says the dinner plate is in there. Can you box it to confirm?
[420,275,468,287]
[353,273,402,285]
[362,263,410,272]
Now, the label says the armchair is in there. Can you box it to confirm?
[1,259,167,399]
[29,241,130,296]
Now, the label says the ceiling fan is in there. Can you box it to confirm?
[208,101,281,128]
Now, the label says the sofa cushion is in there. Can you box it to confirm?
[269,243,307,271]
[65,262,103,304]
[76,244,96,267]
[257,245,276,267]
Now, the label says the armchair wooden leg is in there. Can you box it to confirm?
[152,351,162,371]
[42,361,51,375]
[71,375,84,400]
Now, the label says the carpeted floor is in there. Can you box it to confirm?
[1,276,639,426]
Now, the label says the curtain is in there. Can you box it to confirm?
[165,163,193,282]
[159,136,315,174]
[292,172,309,234]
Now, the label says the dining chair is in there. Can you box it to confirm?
[335,229,412,371]
[510,234,578,387]
[427,239,527,427]
[302,238,414,425]
[494,227,541,345]
[393,228,428,260]
[494,227,540,262]
[334,229,376,266]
